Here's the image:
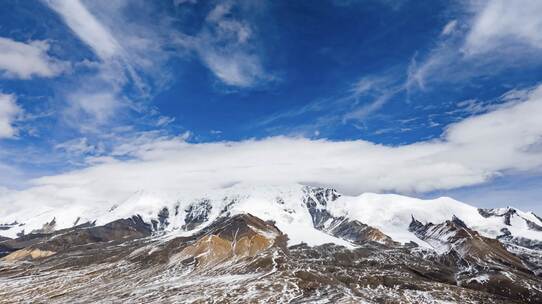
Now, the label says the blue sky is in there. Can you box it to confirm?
[1,0,542,212]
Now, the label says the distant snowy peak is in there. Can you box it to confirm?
[478,207,542,231]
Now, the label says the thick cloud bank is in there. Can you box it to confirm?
[1,84,542,214]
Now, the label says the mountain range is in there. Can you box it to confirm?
[1,184,541,303]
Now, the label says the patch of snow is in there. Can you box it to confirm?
[467,274,490,284]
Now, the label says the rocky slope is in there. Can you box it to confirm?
[0,185,541,303]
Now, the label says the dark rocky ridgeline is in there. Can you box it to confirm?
[499,228,542,276]
[0,211,541,303]
[476,208,542,277]
[0,236,12,257]
[320,216,398,246]
[182,199,213,231]
[285,243,521,303]
[409,215,542,303]
[0,216,151,261]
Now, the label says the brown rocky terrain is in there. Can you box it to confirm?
[1,211,541,303]
[1,187,541,303]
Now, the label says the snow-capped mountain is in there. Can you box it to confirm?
[1,184,541,303]
[2,184,540,250]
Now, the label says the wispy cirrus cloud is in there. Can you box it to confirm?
[343,75,404,122]
[261,0,542,136]
[256,70,405,137]
[43,0,271,135]
[44,0,121,60]
[43,0,129,129]
[55,137,103,156]
[43,0,172,130]
[440,20,457,36]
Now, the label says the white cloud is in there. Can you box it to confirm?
[0,37,68,79]
[42,0,269,133]
[465,0,542,54]
[0,162,27,189]
[407,0,542,91]
[55,137,102,155]
[3,84,542,211]
[65,91,121,126]
[199,51,265,87]
[350,75,396,96]
[156,116,176,127]
[343,90,397,122]
[406,43,460,92]
[42,0,127,128]
[0,93,22,138]
[176,1,270,87]
[441,20,457,36]
[44,0,121,60]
